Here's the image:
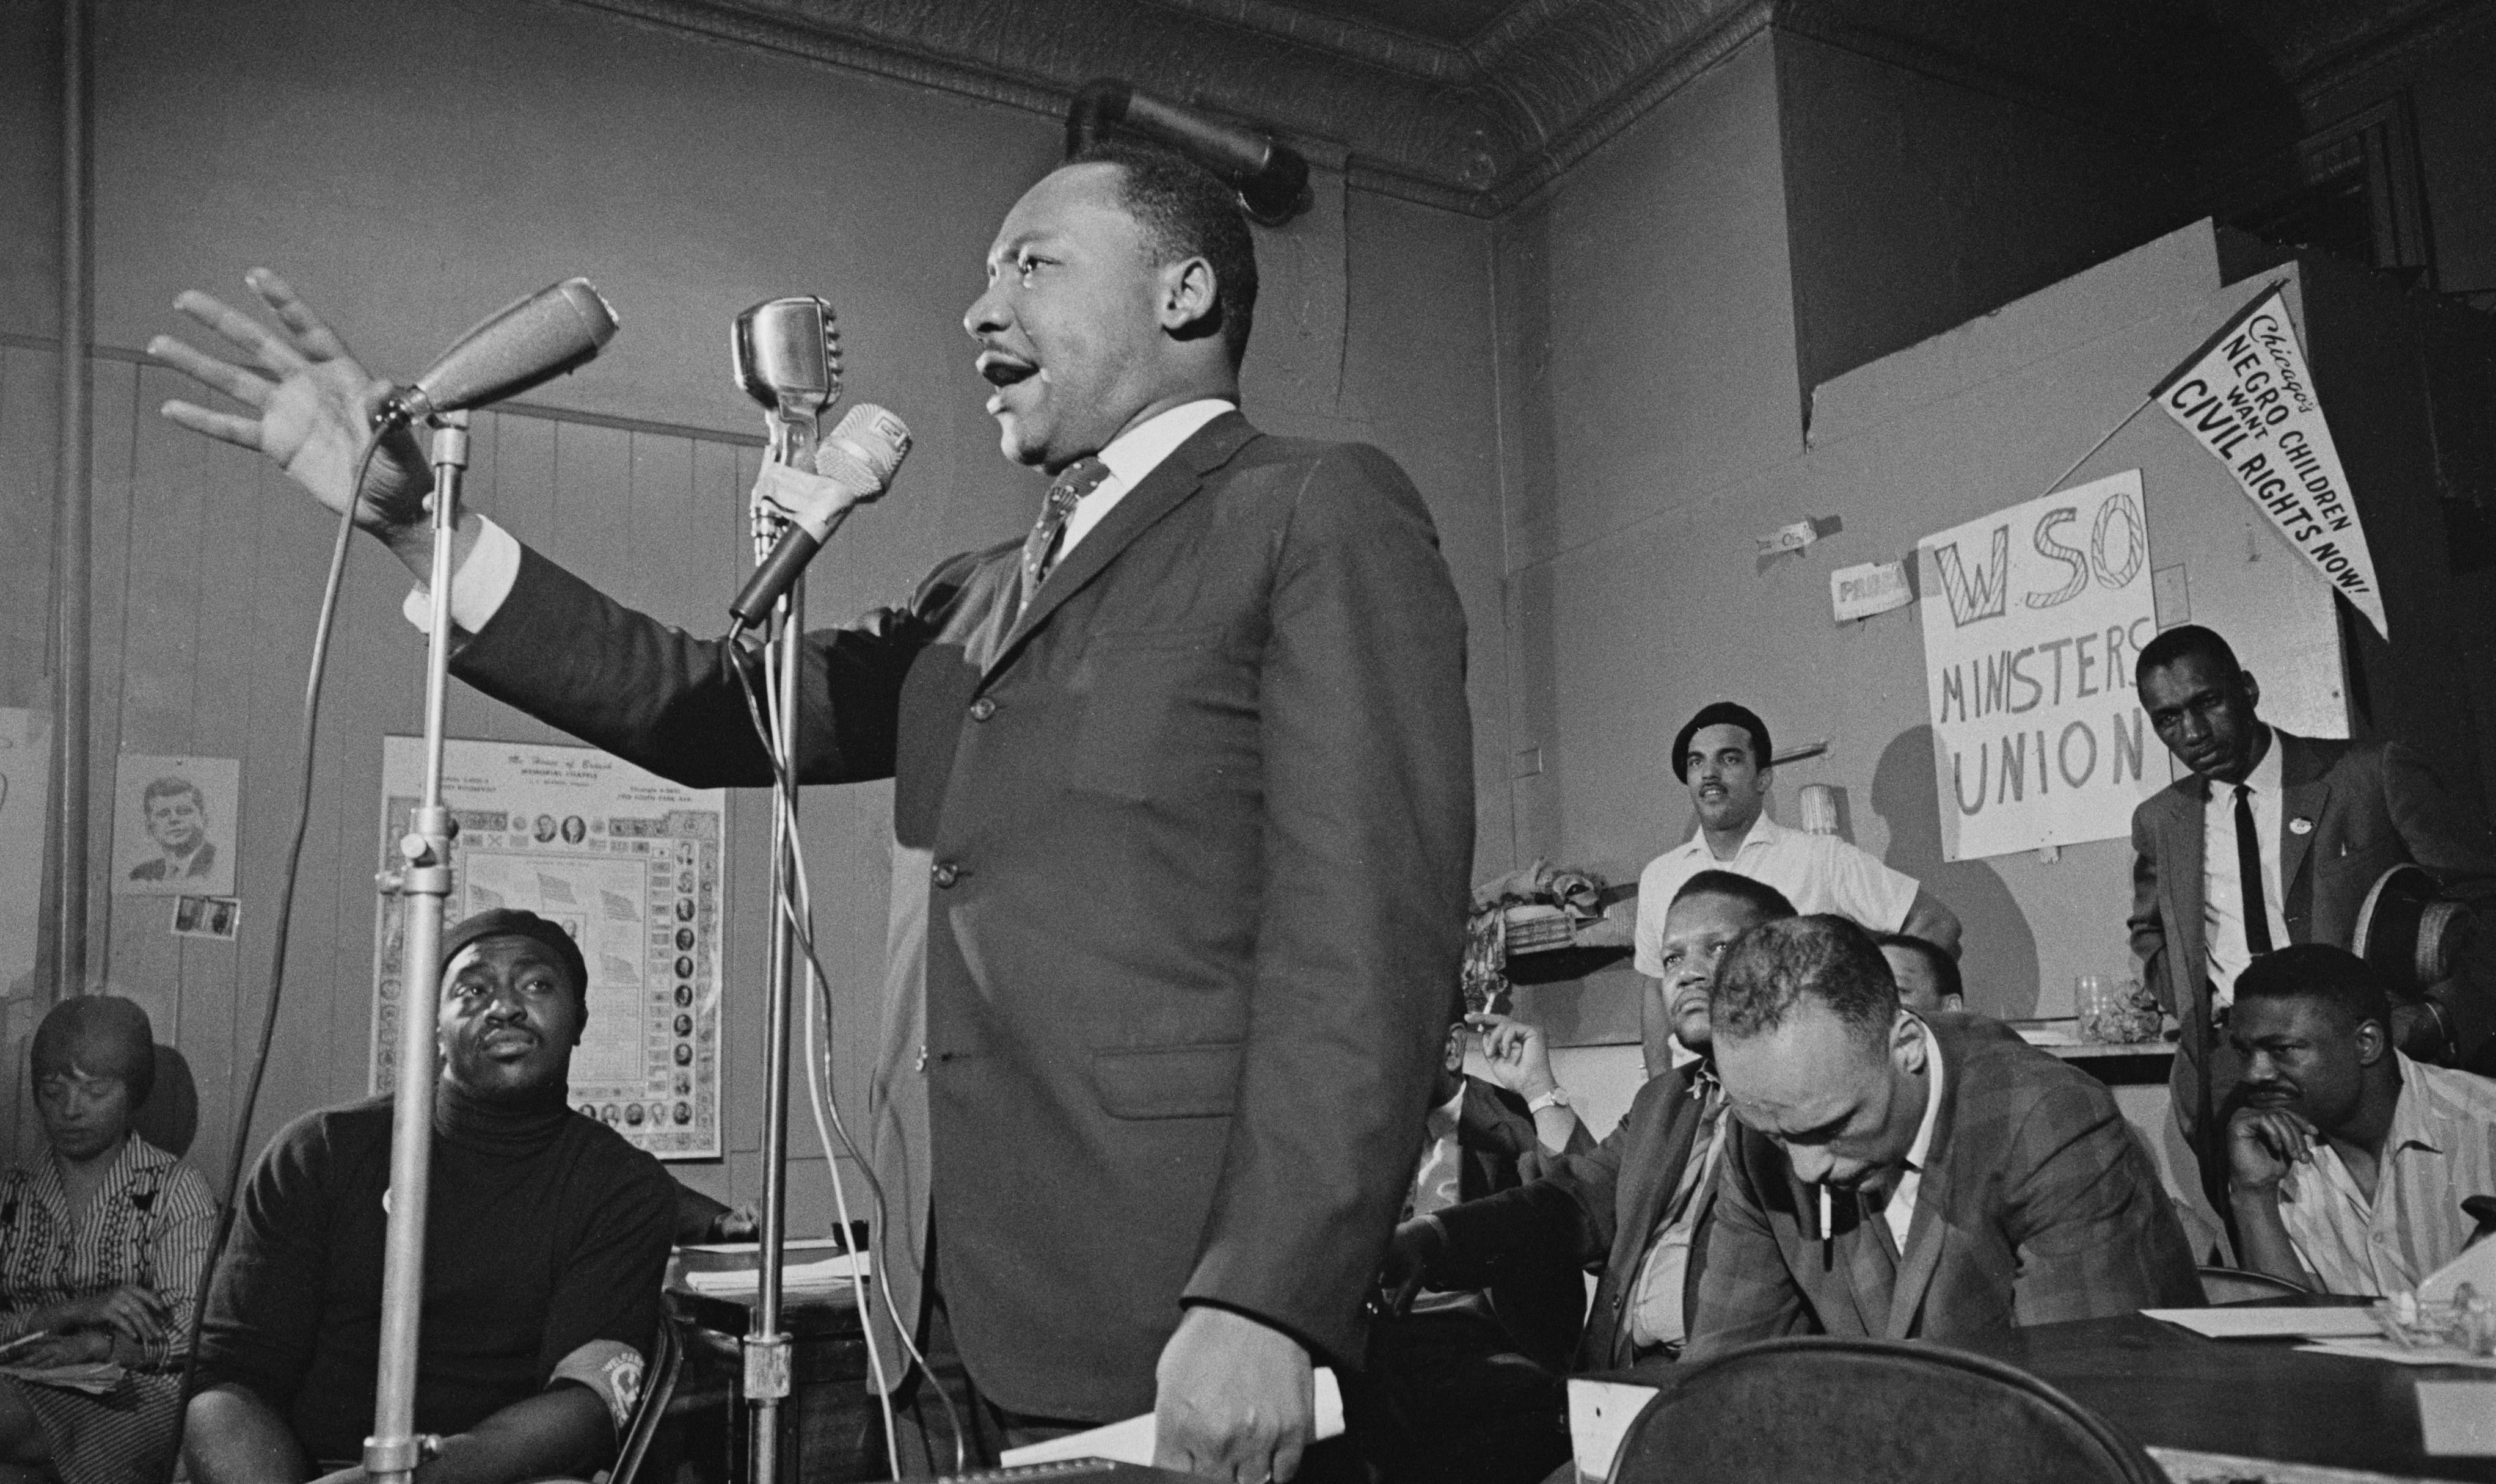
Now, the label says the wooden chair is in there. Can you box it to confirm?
[2196,1265,2310,1305]
[1608,1336,2162,1484]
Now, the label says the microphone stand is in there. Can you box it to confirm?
[745,413,814,1484]
[366,411,469,1484]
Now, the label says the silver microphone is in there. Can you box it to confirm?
[380,278,618,426]
[732,296,841,467]
[729,297,910,630]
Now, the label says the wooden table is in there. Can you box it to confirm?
[1958,1312,2496,1482]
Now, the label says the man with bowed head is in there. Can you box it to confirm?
[150,139,1471,1482]
[186,910,677,1484]
[1690,915,2199,1351]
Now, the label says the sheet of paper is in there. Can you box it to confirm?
[2298,1339,2496,1370]
[2142,1306,2380,1339]
[679,1236,847,1256]
[2418,1381,2496,1455]
[0,1361,126,1395]
[681,1251,870,1297]
[999,1369,1343,1468]
[1567,1376,1661,1483]
[2420,1234,2496,1304]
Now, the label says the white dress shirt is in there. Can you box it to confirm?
[1632,813,1921,978]
[403,398,1240,636]
[1406,1085,1468,1220]
[2199,731,2292,1006]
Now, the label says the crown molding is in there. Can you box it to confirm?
[556,0,2496,219]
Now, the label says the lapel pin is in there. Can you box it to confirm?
[2289,817,2313,835]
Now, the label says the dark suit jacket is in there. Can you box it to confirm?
[448,413,1474,1419]
[1686,1014,2200,1356]
[130,842,216,881]
[1428,1064,1714,1371]
[2129,731,2496,1135]
[1413,1076,1594,1371]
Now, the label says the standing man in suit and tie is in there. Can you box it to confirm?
[2128,624,2496,1217]
[149,140,1473,1484]
[1688,915,2199,1355]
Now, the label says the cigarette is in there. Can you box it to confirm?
[1820,1184,1834,1267]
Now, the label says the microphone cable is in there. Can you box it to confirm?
[167,426,391,1479]
[728,631,968,1476]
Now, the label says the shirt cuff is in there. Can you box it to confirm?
[401,516,522,636]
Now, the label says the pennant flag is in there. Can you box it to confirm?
[2153,283,2387,636]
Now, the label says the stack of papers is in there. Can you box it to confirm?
[2141,1307,2380,1340]
[681,1251,871,1299]
[999,1369,1345,1469]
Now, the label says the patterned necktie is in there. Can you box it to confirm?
[2235,783,2274,958]
[1017,457,1112,621]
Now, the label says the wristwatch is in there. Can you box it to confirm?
[1526,1087,1572,1115]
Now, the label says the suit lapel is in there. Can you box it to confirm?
[1841,1188,1896,1336]
[980,412,1257,686]
[1886,1025,1958,1339]
[2163,780,2210,1027]
[2275,732,2330,927]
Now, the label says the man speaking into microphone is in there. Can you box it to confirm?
[151,140,1472,1483]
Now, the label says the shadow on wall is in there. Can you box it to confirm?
[1872,725,2042,1017]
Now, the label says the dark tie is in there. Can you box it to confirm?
[1017,457,1112,621]
[2235,783,2274,958]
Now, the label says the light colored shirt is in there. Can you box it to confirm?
[1632,813,1920,977]
[1406,1086,1467,1220]
[1882,1018,1945,1253]
[2200,730,2292,1006]
[1624,1077,1728,1351]
[403,398,1239,636]
[2275,1053,2496,1297]
[1063,398,1233,559]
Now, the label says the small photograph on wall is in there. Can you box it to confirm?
[112,754,239,897]
[171,894,240,940]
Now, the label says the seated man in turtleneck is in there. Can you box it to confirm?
[187,909,677,1484]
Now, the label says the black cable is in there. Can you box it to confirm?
[169,429,390,1472]
[726,636,968,1472]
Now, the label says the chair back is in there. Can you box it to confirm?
[597,1312,685,1484]
[1609,1336,2161,1484]
[2197,1265,2309,1305]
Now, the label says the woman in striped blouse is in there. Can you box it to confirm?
[0,996,217,1484]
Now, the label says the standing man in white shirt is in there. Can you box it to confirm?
[2129,624,2496,1218]
[1632,702,1961,1074]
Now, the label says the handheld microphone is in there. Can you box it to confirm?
[728,295,907,630]
[729,403,910,630]
[378,278,618,427]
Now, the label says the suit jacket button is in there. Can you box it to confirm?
[969,697,997,722]
[932,861,962,888]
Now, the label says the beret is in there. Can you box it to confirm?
[440,907,589,1002]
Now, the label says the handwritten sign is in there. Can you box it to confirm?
[1917,471,2166,861]
[2155,283,2385,637]
[1830,560,1912,623]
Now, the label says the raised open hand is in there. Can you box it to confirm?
[149,269,432,544]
